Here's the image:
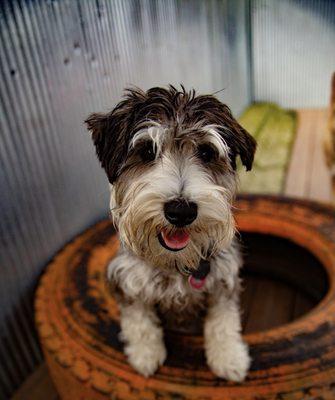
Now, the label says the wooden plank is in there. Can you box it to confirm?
[243,277,296,334]
[292,292,315,321]
[11,363,58,400]
[285,109,316,198]
[308,109,332,202]
[285,108,332,202]
[324,72,335,201]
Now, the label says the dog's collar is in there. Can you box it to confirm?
[175,258,211,280]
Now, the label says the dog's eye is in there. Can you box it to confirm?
[139,141,156,162]
[197,144,217,163]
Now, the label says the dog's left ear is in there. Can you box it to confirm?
[196,95,256,171]
[239,126,257,171]
[225,119,257,171]
[217,109,256,171]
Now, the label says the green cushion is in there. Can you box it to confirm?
[238,103,297,194]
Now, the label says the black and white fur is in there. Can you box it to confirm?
[86,86,256,381]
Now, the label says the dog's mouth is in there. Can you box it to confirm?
[158,228,190,252]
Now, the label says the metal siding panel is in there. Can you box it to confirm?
[0,0,249,395]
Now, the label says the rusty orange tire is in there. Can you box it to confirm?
[35,195,335,399]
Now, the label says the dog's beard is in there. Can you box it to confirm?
[111,173,235,270]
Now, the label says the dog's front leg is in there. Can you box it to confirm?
[119,301,166,377]
[204,293,250,382]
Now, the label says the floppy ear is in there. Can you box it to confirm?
[227,121,256,171]
[85,112,109,161]
[191,95,256,171]
[219,109,257,171]
[85,109,129,183]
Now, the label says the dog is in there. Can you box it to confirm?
[85,86,256,381]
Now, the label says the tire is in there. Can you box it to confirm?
[35,195,335,399]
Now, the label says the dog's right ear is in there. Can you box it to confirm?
[85,110,128,184]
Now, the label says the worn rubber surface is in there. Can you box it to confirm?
[35,195,335,399]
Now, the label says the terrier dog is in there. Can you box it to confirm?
[85,86,256,381]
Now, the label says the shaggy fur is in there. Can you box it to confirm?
[86,86,256,381]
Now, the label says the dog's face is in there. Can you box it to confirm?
[86,87,256,270]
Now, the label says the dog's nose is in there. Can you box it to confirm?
[164,199,198,227]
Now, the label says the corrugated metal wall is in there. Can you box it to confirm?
[1,0,335,397]
[0,0,249,397]
[251,0,335,107]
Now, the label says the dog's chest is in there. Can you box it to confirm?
[109,251,216,314]
[152,272,207,313]
[111,259,206,312]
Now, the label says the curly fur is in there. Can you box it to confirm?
[86,86,256,381]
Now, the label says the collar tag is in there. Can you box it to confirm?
[188,275,207,290]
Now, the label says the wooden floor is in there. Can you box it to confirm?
[285,109,333,203]
[12,109,333,400]
[241,275,314,334]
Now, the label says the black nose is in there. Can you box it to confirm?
[164,199,198,227]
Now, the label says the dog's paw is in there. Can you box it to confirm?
[125,340,166,377]
[206,339,250,382]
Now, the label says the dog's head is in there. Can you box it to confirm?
[86,86,256,270]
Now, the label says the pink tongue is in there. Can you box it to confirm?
[188,275,206,290]
[162,230,190,250]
